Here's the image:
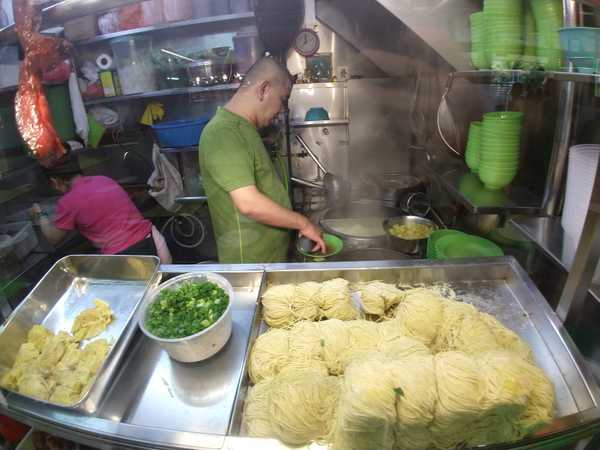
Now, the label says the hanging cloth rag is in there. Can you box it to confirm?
[147,144,184,212]
[69,72,89,144]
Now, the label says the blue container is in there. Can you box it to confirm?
[152,117,211,148]
[560,27,600,74]
[305,107,330,122]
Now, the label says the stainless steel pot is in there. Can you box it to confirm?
[383,216,438,256]
[320,200,400,249]
[187,60,233,86]
[139,272,233,363]
[379,174,425,208]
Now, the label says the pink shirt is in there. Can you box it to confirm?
[54,176,152,254]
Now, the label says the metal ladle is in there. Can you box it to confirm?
[294,134,351,205]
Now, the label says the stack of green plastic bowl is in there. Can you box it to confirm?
[531,0,564,70]
[483,0,523,70]
[470,12,489,69]
[522,3,539,69]
[465,121,482,173]
[479,111,524,190]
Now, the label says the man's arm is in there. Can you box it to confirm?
[229,185,326,252]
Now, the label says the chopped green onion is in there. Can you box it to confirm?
[146,281,229,339]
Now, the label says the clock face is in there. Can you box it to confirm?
[294,28,320,57]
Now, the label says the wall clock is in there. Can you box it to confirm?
[294,28,320,57]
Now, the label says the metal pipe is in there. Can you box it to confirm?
[284,107,294,203]
[294,134,328,174]
[290,177,324,190]
[541,0,578,216]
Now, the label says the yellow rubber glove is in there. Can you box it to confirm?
[140,102,165,126]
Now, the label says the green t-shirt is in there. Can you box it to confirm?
[199,107,291,264]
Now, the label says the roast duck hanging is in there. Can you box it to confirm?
[13,0,71,168]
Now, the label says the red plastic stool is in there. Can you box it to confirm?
[0,415,30,444]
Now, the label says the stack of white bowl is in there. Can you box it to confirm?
[562,144,600,283]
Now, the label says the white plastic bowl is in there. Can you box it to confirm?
[139,272,233,363]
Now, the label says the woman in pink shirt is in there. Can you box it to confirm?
[31,170,171,263]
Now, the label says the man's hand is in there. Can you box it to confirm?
[230,185,326,253]
[29,203,43,225]
[299,219,326,254]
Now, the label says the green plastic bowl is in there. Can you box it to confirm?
[435,233,504,259]
[427,230,464,259]
[297,233,343,261]
[484,111,524,121]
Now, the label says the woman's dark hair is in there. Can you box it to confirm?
[42,157,82,182]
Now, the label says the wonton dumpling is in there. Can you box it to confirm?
[39,332,74,373]
[79,339,110,374]
[27,325,53,352]
[18,370,50,400]
[13,342,40,368]
[72,299,113,341]
[49,385,80,405]
[56,344,83,370]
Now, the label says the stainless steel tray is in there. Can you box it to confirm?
[0,255,160,413]
[232,258,600,448]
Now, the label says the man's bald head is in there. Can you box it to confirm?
[240,57,293,91]
[227,57,293,129]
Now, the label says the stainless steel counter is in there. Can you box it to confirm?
[2,258,600,450]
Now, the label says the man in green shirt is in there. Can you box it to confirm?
[199,57,325,263]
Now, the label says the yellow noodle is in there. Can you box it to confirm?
[391,355,436,450]
[394,288,444,346]
[248,328,290,384]
[330,358,397,450]
[268,368,340,446]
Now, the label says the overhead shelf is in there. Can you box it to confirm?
[84,83,240,106]
[291,119,350,127]
[434,165,543,215]
[0,0,141,45]
[511,216,600,304]
[75,12,255,45]
[160,146,198,154]
[0,85,17,94]
[452,70,600,84]
[175,196,208,204]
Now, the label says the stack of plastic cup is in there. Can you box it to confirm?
[479,111,524,190]
[531,0,564,70]
[470,12,489,69]
[465,121,482,173]
[562,144,600,240]
[483,0,524,70]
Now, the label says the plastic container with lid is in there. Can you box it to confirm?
[110,36,157,95]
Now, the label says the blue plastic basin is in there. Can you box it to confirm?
[152,117,211,148]
[560,27,600,74]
